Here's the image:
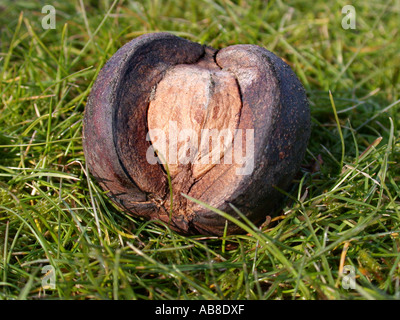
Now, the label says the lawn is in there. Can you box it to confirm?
[0,0,399,300]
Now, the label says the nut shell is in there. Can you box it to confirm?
[83,33,310,236]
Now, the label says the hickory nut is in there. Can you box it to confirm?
[82,33,310,236]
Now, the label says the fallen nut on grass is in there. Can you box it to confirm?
[82,32,310,236]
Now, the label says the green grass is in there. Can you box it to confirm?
[0,0,399,300]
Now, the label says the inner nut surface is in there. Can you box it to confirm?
[147,57,242,196]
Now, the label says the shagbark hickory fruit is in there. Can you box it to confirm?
[82,32,310,236]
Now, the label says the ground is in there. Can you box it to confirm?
[0,0,399,300]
